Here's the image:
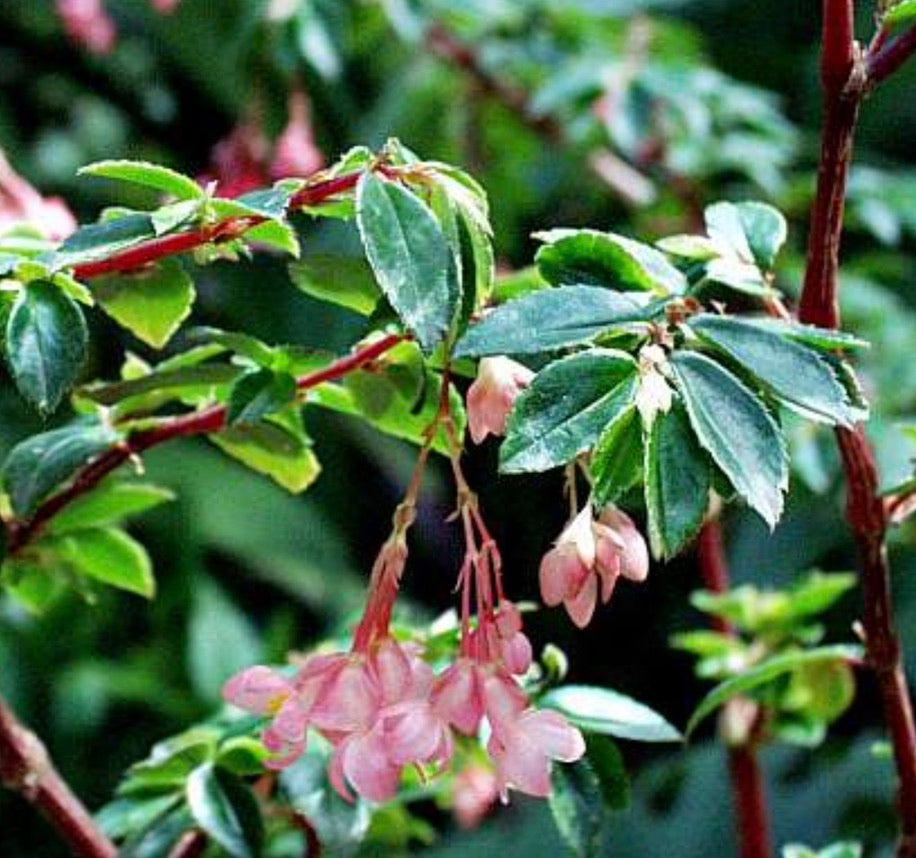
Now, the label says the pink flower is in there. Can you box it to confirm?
[150,0,180,12]
[487,709,585,799]
[466,357,534,444]
[539,504,649,627]
[0,151,77,241]
[433,659,484,735]
[452,765,499,828]
[270,90,324,180]
[56,0,116,54]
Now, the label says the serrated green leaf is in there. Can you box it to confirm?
[671,351,788,527]
[49,481,174,534]
[226,369,297,425]
[549,757,607,858]
[2,420,120,516]
[685,644,864,735]
[535,228,686,295]
[186,763,263,858]
[91,259,195,349]
[288,255,381,315]
[541,685,682,742]
[689,315,859,426]
[80,160,205,200]
[356,172,459,351]
[736,317,869,351]
[591,405,642,507]
[454,285,646,358]
[43,526,155,597]
[500,350,638,473]
[46,213,156,271]
[644,402,712,558]
[6,280,88,412]
[704,201,787,270]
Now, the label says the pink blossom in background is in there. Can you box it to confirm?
[270,89,324,180]
[150,0,181,12]
[0,150,77,241]
[452,765,499,828]
[56,0,116,55]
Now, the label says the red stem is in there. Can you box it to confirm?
[798,6,916,855]
[868,25,916,87]
[697,520,772,858]
[0,697,116,858]
[6,334,406,554]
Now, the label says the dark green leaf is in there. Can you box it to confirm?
[288,255,381,315]
[81,364,242,407]
[671,351,788,527]
[585,734,630,810]
[535,228,686,294]
[644,402,712,559]
[2,420,120,516]
[549,757,607,858]
[119,808,195,858]
[1,557,69,614]
[454,285,646,358]
[6,280,88,412]
[736,317,868,352]
[704,201,787,270]
[49,481,174,533]
[183,327,276,367]
[47,213,156,270]
[227,370,297,425]
[186,763,263,858]
[91,259,195,349]
[79,160,205,200]
[356,172,459,351]
[500,350,638,473]
[689,315,858,425]
[541,685,682,742]
[96,794,182,841]
[591,405,642,507]
[686,644,864,735]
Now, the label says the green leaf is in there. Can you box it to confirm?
[591,405,642,507]
[1,557,69,614]
[735,317,868,352]
[685,644,864,735]
[45,526,155,597]
[671,351,788,527]
[96,794,182,841]
[644,402,712,559]
[886,0,916,30]
[2,420,120,516]
[288,255,381,316]
[48,481,174,534]
[215,737,269,777]
[186,763,264,858]
[534,228,686,295]
[91,259,195,349]
[704,201,787,270]
[356,172,459,351]
[689,315,859,426]
[121,728,219,795]
[212,416,321,493]
[6,280,88,412]
[80,364,241,407]
[47,213,156,270]
[541,685,682,742]
[454,285,645,358]
[118,808,195,858]
[79,160,205,200]
[150,198,201,236]
[500,350,638,473]
[585,734,630,810]
[227,369,298,425]
[184,327,276,367]
[549,757,607,858]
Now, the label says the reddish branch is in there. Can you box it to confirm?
[697,521,772,858]
[6,333,406,554]
[0,697,117,858]
[867,25,916,87]
[798,4,916,854]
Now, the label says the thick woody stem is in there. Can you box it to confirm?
[797,4,916,854]
[0,696,116,858]
[697,521,772,858]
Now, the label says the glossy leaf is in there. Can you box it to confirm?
[541,684,682,742]
[288,255,381,315]
[186,763,264,858]
[6,280,88,412]
[671,351,787,527]
[704,201,787,269]
[736,317,868,352]
[689,315,859,425]
[80,160,205,200]
[47,213,156,270]
[2,420,120,516]
[585,734,630,810]
[549,757,607,858]
[49,481,174,533]
[686,644,864,735]
[454,285,645,358]
[121,728,219,795]
[644,402,712,559]
[535,228,686,294]
[226,369,298,425]
[356,172,459,351]
[91,259,195,349]
[500,350,638,473]
[591,405,642,507]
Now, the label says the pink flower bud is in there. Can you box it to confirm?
[270,91,324,180]
[466,357,534,444]
[453,765,499,828]
[56,0,116,54]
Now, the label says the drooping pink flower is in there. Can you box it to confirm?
[452,764,499,828]
[466,357,534,444]
[270,90,324,180]
[433,658,484,735]
[56,0,116,54]
[200,120,271,199]
[487,708,585,799]
[539,503,649,627]
[0,151,77,241]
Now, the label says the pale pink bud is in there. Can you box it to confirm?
[501,631,533,676]
[466,357,534,444]
[56,0,116,54]
[598,504,649,583]
[453,765,499,828]
[564,572,599,629]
